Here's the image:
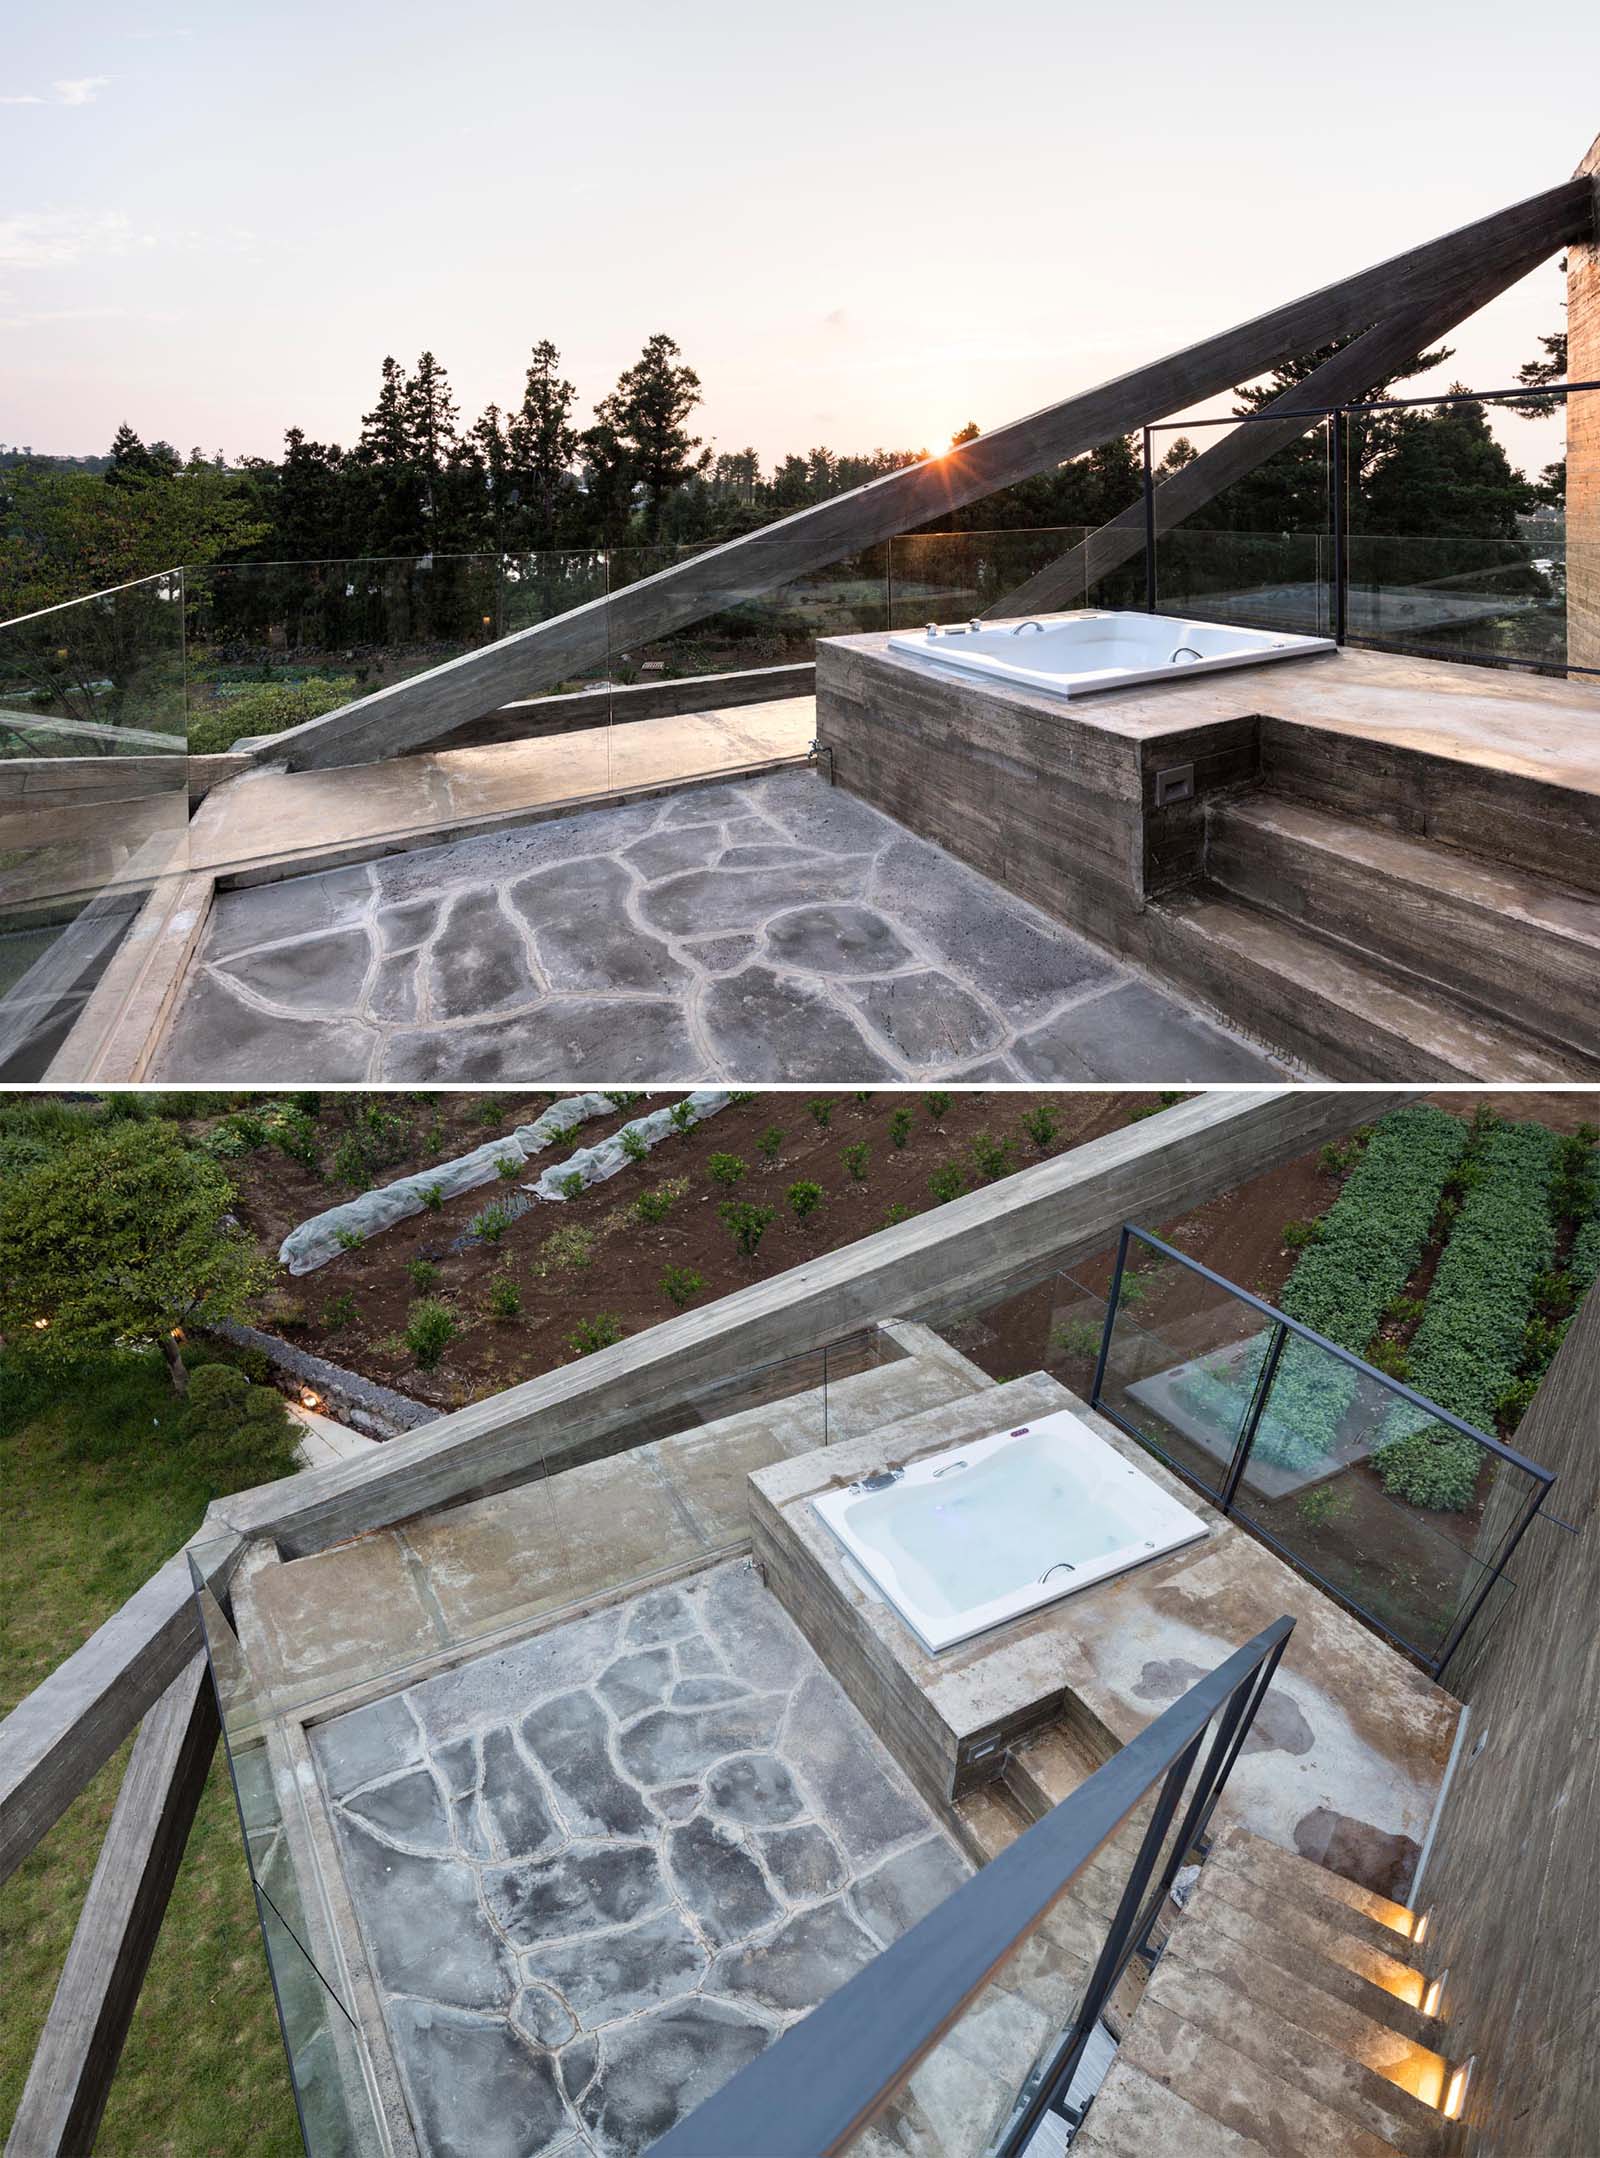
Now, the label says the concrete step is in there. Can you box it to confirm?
[1200,1862,1433,2006]
[1074,2056,1373,2156]
[1180,1874,1444,2055]
[1109,1998,1415,2156]
[1004,1717,1112,1819]
[1206,792,1600,1059]
[1206,1824,1418,1940]
[1146,889,1596,1080]
[950,1778,1033,1866]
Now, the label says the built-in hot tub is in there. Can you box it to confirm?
[810,1409,1208,1653]
[887,608,1333,697]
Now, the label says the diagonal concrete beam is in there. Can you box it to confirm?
[251,179,1593,772]
[987,207,1584,620]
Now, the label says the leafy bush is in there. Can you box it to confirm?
[969,1132,1014,1183]
[756,1127,783,1163]
[569,1313,624,1357]
[407,1258,439,1293]
[621,1127,650,1163]
[707,1152,748,1188]
[928,1165,965,1204]
[421,1182,445,1211]
[668,1101,697,1138]
[882,1203,914,1227]
[487,1273,521,1319]
[405,1298,458,1369]
[186,673,357,756]
[543,1226,593,1270]
[1280,1218,1322,1250]
[786,1180,823,1224]
[888,1108,913,1149]
[923,1092,951,1123]
[470,1201,514,1242]
[558,1171,585,1201]
[496,1156,521,1182]
[661,1264,704,1310]
[1049,1318,1102,1362]
[270,1111,321,1172]
[841,1142,869,1182]
[333,1226,366,1251]
[720,1200,776,1257]
[176,1362,298,1487]
[1020,1103,1058,1154]
[805,1099,833,1130]
[634,1188,674,1226]
[476,1098,508,1125]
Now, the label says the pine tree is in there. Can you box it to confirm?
[507,341,579,548]
[597,333,709,537]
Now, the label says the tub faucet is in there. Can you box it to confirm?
[1011,619,1045,636]
[1170,644,1203,664]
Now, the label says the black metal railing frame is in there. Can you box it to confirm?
[1091,1223,1558,1678]
[1138,377,1599,676]
[652,1615,1295,2158]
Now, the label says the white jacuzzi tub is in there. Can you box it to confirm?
[887,609,1334,697]
[810,1409,1208,1653]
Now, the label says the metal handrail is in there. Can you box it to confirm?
[652,1617,1295,2158]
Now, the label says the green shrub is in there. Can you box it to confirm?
[1280,1218,1322,1250]
[558,1171,585,1201]
[1049,1318,1102,1361]
[333,1225,365,1251]
[177,1362,298,1487]
[634,1188,674,1226]
[805,1099,833,1130]
[923,1092,951,1123]
[841,1142,869,1182]
[720,1200,776,1257]
[786,1180,823,1224]
[661,1264,704,1310]
[756,1126,783,1163]
[621,1127,650,1163]
[707,1152,748,1188]
[407,1258,439,1293]
[1366,1340,1410,1381]
[421,1182,445,1211]
[668,1101,697,1138]
[969,1132,1014,1183]
[543,1226,593,1270]
[928,1165,965,1204]
[322,1291,356,1333]
[496,1156,521,1182]
[569,1312,624,1357]
[186,673,357,757]
[888,1108,913,1149]
[270,1111,321,1172]
[405,1298,458,1370]
[882,1203,915,1226]
[471,1201,514,1242]
[476,1098,508,1125]
[1020,1103,1058,1154]
[487,1273,521,1319]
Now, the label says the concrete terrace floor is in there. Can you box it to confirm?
[310,1563,972,2158]
[154,768,1280,1083]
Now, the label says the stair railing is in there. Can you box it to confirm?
[651,1616,1295,2158]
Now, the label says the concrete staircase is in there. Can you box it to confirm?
[1146,788,1600,1081]
[951,1727,1465,2157]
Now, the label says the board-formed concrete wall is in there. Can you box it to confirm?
[1568,133,1600,675]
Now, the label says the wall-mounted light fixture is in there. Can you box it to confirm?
[1443,2056,1475,2120]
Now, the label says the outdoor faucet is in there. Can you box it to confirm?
[1011,619,1046,636]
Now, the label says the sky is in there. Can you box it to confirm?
[2,1,1596,479]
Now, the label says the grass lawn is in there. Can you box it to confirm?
[1,1353,302,2155]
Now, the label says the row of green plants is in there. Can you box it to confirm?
[1171,1105,1472,1477]
[1372,1123,1579,1508]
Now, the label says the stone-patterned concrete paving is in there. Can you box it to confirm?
[312,1562,971,2158]
[154,771,1280,1081]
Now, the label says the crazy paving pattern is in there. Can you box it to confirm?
[311,1562,972,2158]
[154,771,1279,1082]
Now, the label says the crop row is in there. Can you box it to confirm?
[1172,1105,1470,1475]
[1374,1119,1560,1510]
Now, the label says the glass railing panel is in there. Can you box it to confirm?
[254,1888,388,2157]
[1154,527,1333,638]
[1229,1341,1543,1666]
[1091,1234,1277,1502]
[183,553,504,756]
[887,527,1090,629]
[0,575,189,1079]
[1344,532,1566,669]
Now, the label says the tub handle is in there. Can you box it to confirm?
[1039,1560,1077,1584]
[932,1459,969,1478]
